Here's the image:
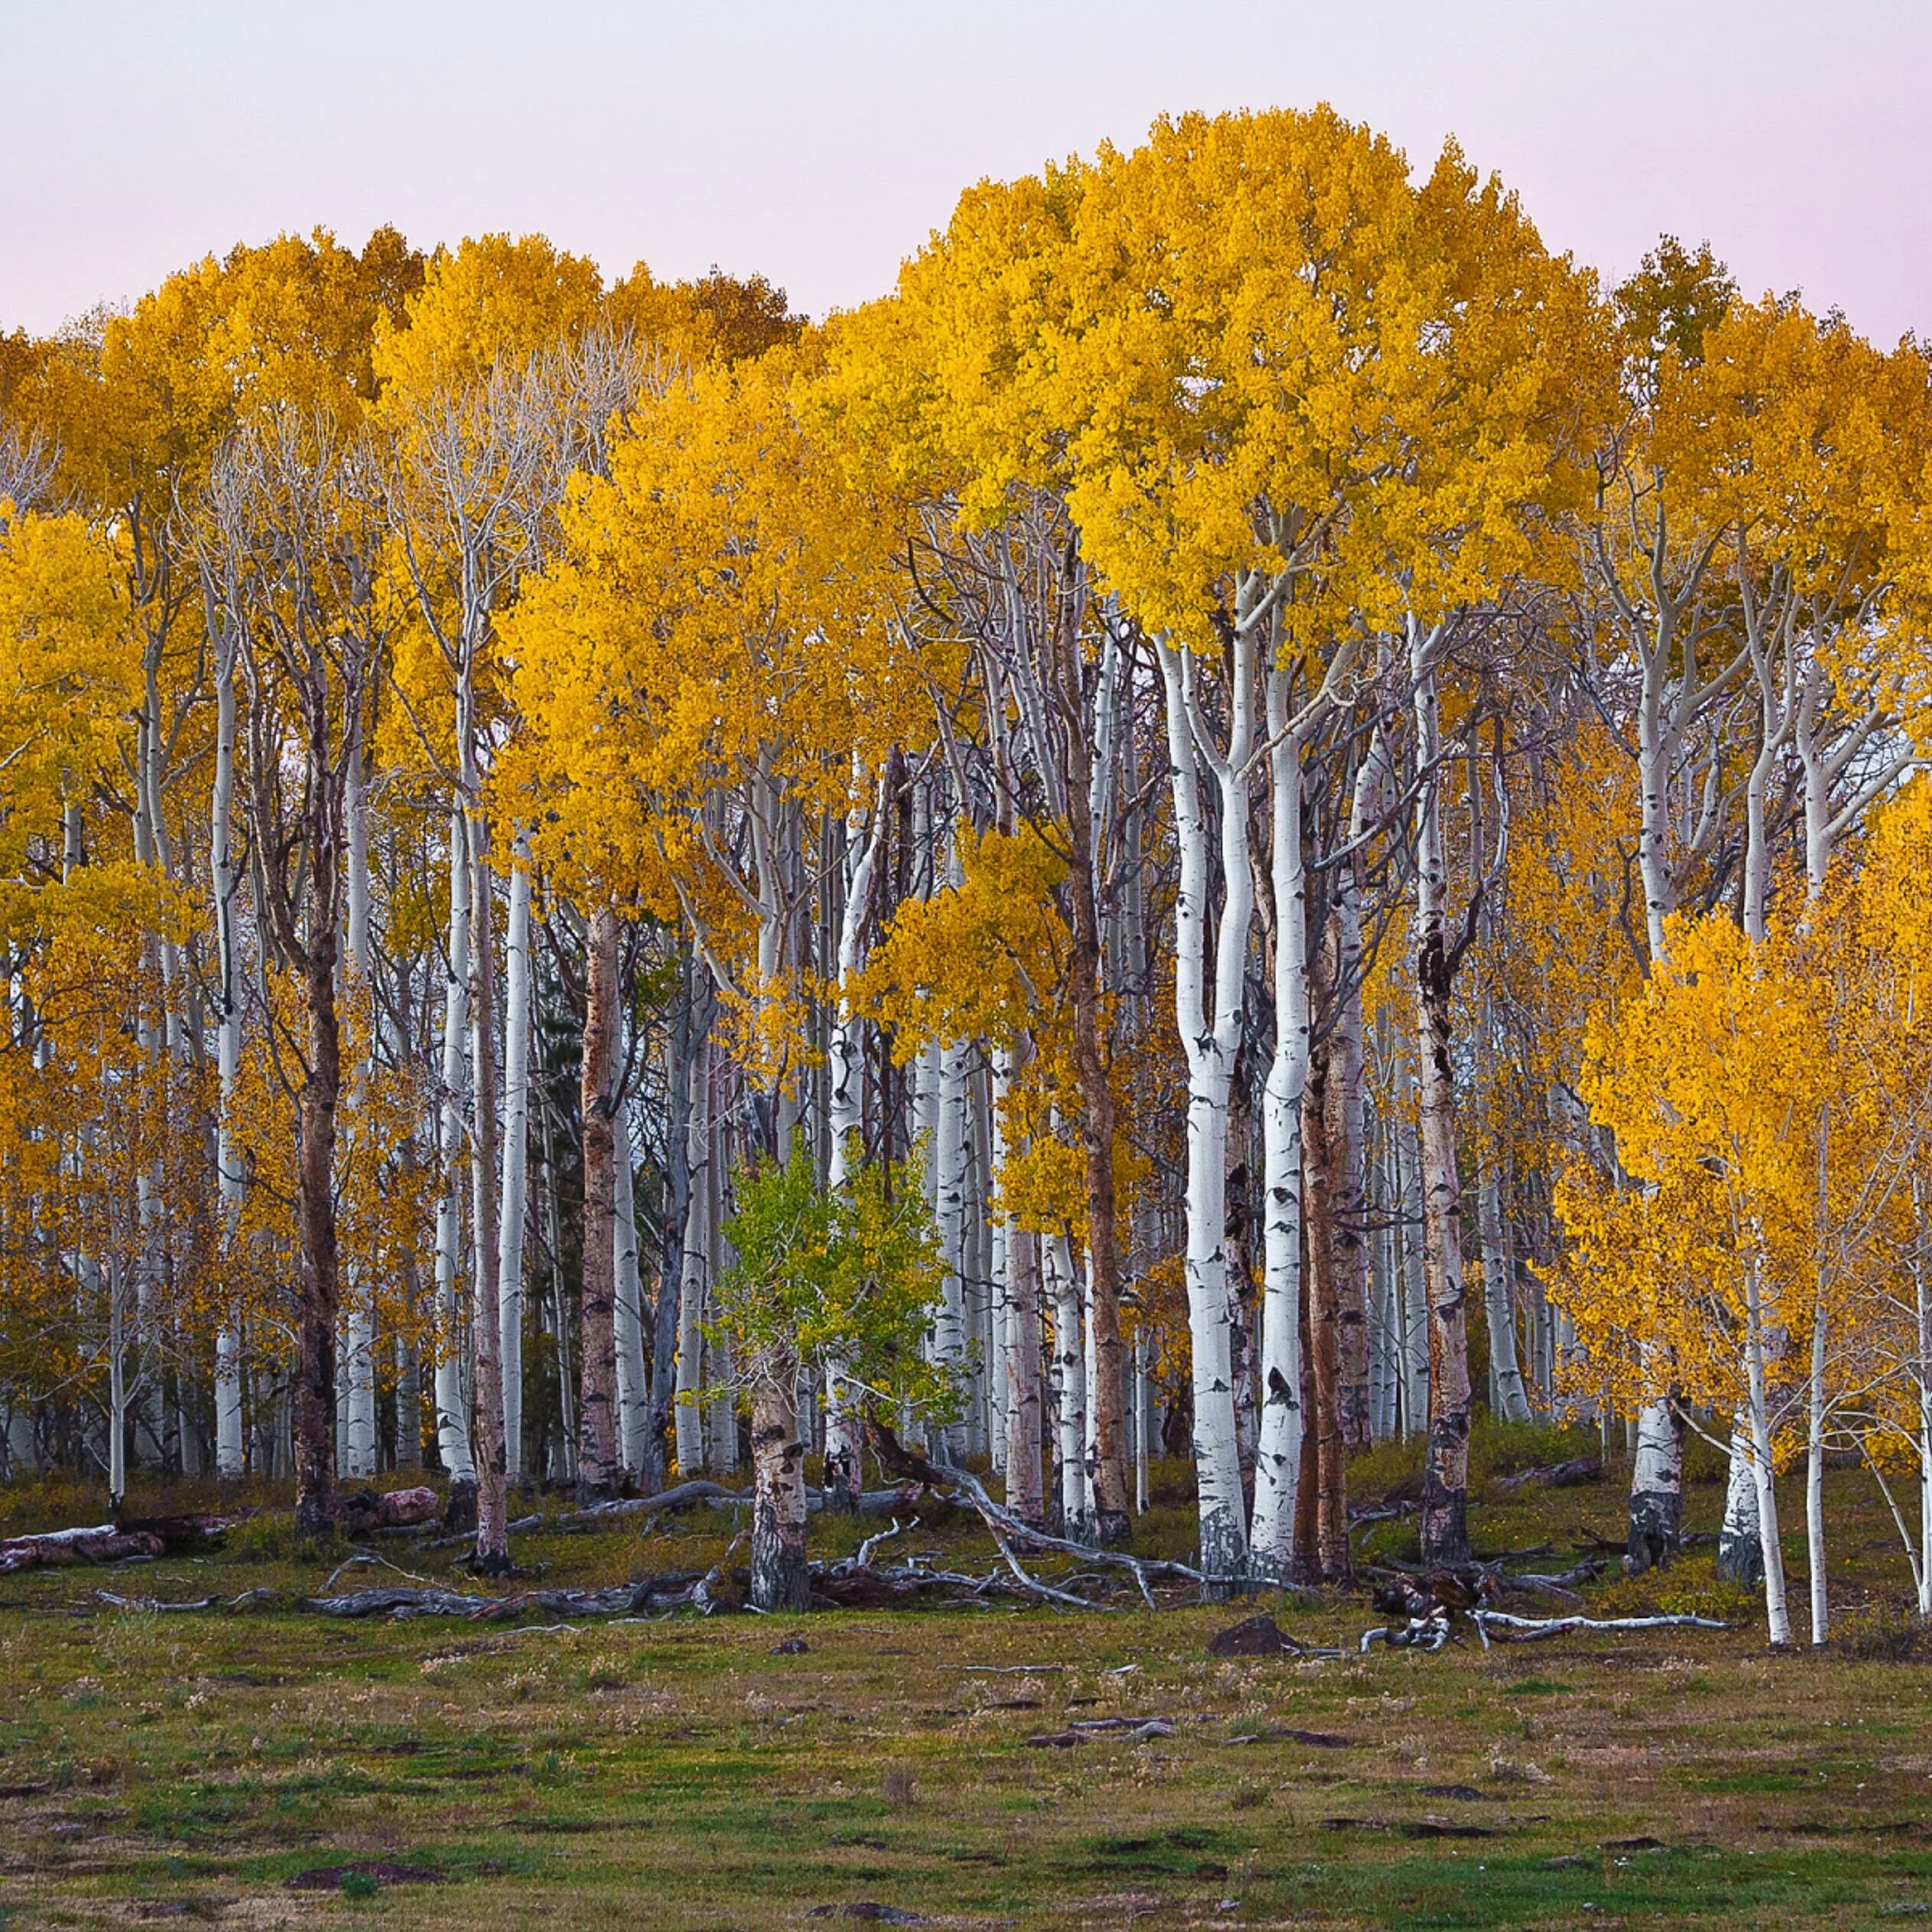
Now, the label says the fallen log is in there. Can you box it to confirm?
[0,1526,167,1575]
[300,1573,709,1620]
[116,1513,244,1552]
[1494,1457,1602,1491]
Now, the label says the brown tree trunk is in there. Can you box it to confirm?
[293,951,341,1543]
[470,827,510,1572]
[751,1355,811,1612]
[1301,1039,1350,1584]
[576,902,621,1502]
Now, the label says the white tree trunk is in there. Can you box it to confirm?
[339,721,377,1480]
[1046,1229,1088,1538]
[210,628,245,1478]
[1807,1278,1829,1647]
[103,1256,126,1512]
[434,803,477,1491]
[1156,633,1254,1587]
[1744,1251,1793,1645]
[1004,1219,1045,1526]
[933,1033,971,1452]
[1251,680,1307,1576]
[822,798,881,1504]
[1716,1414,1764,1582]
[498,849,532,1482]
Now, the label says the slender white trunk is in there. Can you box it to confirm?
[1744,1248,1793,1645]
[339,723,377,1480]
[1251,680,1307,1575]
[1395,1063,1429,1437]
[434,803,477,1489]
[1917,1201,1932,1617]
[103,1256,126,1511]
[1081,1247,1100,1524]
[674,1036,712,1475]
[498,850,532,1482]
[1411,629,1473,1566]
[1156,633,1253,1585]
[933,1033,971,1448]
[210,630,244,1478]
[1134,1327,1150,1513]
[1806,1325,1828,1646]
[822,797,881,1503]
[1046,1230,1088,1538]
[1477,1160,1531,1425]
[1004,1213,1045,1526]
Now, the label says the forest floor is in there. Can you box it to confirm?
[1,1427,1928,1930]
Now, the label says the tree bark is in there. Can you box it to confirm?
[1411,634,1472,1568]
[498,844,533,1484]
[751,1356,811,1612]
[468,826,510,1573]
[1302,1039,1350,1584]
[293,948,342,1543]
[1155,634,1253,1591]
[1251,684,1307,1578]
[576,902,622,1501]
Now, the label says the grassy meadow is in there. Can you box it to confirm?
[1,1428,1928,1930]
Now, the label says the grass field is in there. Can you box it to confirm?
[2,1428,1928,1930]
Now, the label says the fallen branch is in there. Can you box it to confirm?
[554,1480,742,1527]
[1473,1610,1729,1642]
[1493,1458,1602,1492]
[95,1591,219,1612]
[918,1453,1199,1604]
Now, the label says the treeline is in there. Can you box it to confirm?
[0,106,1928,1638]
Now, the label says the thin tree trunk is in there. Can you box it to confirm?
[1004,1220,1046,1527]
[1046,1229,1088,1538]
[468,826,509,1573]
[577,902,621,1500]
[209,627,245,1480]
[1056,583,1131,1545]
[675,1032,712,1476]
[614,1083,648,1476]
[433,804,477,1519]
[498,844,532,1484]
[1411,632,1471,1568]
[1251,687,1307,1577]
[293,948,342,1542]
[1303,1039,1350,1584]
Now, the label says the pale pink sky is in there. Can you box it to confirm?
[3,0,1929,344]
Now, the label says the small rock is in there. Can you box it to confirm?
[771,1637,810,1655]
[1022,1730,1085,1749]
[1207,1614,1286,1657]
